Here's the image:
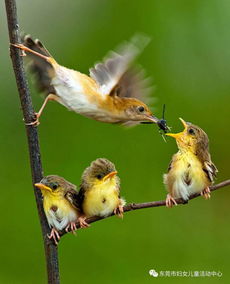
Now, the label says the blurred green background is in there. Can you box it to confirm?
[0,0,230,283]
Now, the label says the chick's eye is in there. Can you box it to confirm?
[96,174,102,180]
[137,106,145,113]
[188,128,195,135]
[51,183,58,190]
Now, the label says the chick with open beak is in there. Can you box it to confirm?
[163,118,218,207]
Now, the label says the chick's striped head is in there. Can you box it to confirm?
[81,158,120,190]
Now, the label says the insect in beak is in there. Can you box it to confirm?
[157,104,171,143]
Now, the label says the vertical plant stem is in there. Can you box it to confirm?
[5,0,60,283]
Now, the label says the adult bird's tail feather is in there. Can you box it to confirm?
[21,34,55,95]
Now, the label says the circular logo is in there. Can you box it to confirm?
[149,269,159,277]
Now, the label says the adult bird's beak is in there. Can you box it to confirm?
[103,171,118,181]
[141,115,160,124]
[166,118,188,139]
[35,183,52,192]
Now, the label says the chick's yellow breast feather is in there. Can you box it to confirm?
[43,194,74,214]
[83,180,120,217]
[165,151,210,200]
[43,193,78,231]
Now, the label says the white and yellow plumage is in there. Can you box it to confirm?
[13,34,161,126]
[164,118,217,207]
[35,175,80,244]
[77,158,125,226]
[82,174,124,217]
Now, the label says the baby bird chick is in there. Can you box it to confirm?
[164,118,217,207]
[77,158,126,227]
[35,175,80,244]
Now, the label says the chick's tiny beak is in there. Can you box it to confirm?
[166,117,188,139]
[103,171,118,181]
[35,183,52,192]
[166,132,183,139]
[179,117,188,129]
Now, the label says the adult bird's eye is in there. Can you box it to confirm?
[96,174,102,180]
[188,128,195,135]
[138,106,145,113]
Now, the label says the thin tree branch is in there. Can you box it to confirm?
[60,179,230,237]
[5,1,60,283]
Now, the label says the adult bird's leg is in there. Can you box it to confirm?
[26,94,57,126]
[11,43,50,61]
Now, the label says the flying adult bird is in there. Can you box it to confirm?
[35,175,87,244]
[163,118,217,207]
[12,34,164,127]
[76,158,125,227]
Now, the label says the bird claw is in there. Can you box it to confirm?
[78,216,89,228]
[65,222,77,234]
[114,205,124,218]
[201,187,211,200]
[21,50,27,56]
[24,113,40,126]
[18,50,27,57]
[166,194,178,208]
[11,43,27,56]
[47,228,60,245]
